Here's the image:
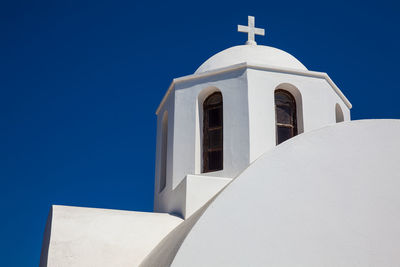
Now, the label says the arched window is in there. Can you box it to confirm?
[159,112,168,192]
[335,103,344,123]
[275,90,297,145]
[203,92,223,172]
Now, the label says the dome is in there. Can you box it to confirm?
[195,45,307,74]
[172,120,400,266]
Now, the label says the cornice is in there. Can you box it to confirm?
[156,63,352,115]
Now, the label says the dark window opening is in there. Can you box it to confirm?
[203,92,223,172]
[275,90,297,145]
[159,112,168,192]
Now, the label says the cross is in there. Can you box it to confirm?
[237,16,265,45]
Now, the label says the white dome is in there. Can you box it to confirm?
[172,120,400,266]
[195,45,307,74]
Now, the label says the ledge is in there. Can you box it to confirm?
[155,62,352,115]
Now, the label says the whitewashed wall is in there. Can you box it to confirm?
[154,68,250,217]
[40,206,182,267]
[154,63,351,218]
[247,67,351,161]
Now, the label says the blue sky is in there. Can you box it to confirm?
[1,0,399,265]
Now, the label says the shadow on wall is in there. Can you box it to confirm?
[336,103,344,123]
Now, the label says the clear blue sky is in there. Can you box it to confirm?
[1,0,399,265]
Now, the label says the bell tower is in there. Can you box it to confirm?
[154,16,351,219]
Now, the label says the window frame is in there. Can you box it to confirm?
[275,89,298,145]
[202,92,223,173]
[159,111,168,192]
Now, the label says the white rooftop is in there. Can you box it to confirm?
[195,45,308,74]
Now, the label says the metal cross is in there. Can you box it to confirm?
[237,16,265,45]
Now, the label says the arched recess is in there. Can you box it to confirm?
[159,111,168,192]
[275,83,304,134]
[274,84,303,145]
[197,87,223,173]
[335,103,344,123]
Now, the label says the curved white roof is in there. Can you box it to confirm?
[172,119,400,266]
[195,45,307,74]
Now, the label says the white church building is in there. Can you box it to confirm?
[40,16,400,267]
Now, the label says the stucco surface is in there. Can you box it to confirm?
[155,64,350,216]
[40,205,182,267]
[172,119,400,266]
[195,45,307,74]
[140,194,216,267]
